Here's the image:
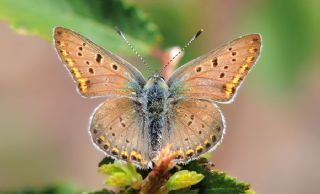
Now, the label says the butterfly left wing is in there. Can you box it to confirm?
[90,97,150,168]
[161,98,225,163]
[167,34,261,103]
[53,27,145,98]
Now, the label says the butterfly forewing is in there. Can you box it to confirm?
[162,99,225,163]
[168,34,261,103]
[53,27,145,98]
[90,97,150,168]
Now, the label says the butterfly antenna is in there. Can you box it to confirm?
[115,26,151,74]
[160,29,204,74]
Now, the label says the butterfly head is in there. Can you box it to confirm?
[144,73,168,91]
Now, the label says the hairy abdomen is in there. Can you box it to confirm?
[145,83,166,155]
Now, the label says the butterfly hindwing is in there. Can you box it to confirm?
[162,98,225,163]
[90,97,150,168]
[168,34,261,103]
[53,27,146,98]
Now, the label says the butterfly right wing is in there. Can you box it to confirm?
[89,97,150,168]
[161,98,225,163]
[54,27,146,98]
[167,34,261,103]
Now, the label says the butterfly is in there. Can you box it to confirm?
[53,27,261,168]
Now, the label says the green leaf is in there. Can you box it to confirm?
[99,156,150,179]
[169,188,199,194]
[182,160,254,194]
[0,0,161,58]
[166,170,204,191]
[99,163,124,174]
[85,189,113,194]
[104,172,132,187]
[99,161,142,190]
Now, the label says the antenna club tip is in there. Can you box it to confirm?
[195,29,204,38]
[115,26,122,35]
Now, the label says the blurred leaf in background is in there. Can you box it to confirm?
[132,1,205,64]
[239,0,320,94]
[1,0,319,93]
[0,0,162,75]
[132,0,320,95]
[2,183,80,194]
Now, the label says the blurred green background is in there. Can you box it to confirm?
[0,0,319,193]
